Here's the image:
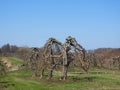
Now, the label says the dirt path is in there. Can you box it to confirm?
[1,57,19,71]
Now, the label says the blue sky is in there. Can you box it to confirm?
[0,0,120,49]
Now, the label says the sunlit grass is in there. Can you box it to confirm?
[0,68,119,90]
[7,57,24,65]
[0,57,120,90]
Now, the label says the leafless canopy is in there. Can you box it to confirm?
[27,36,88,80]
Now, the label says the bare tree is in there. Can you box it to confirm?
[1,44,10,56]
[27,36,88,80]
[113,56,120,70]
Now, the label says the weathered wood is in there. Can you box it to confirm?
[28,36,87,80]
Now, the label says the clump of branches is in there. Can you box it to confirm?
[26,36,89,80]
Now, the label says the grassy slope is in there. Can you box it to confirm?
[0,56,24,66]
[7,57,24,65]
[0,57,120,90]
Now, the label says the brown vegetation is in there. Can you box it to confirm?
[0,40,120,79]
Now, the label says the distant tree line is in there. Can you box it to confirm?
[1,44,18,54]
[0,44,31,60]
[0,44,120,70]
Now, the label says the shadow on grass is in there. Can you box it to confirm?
[89,71,106,74]
[72,76,96,81]
[0,81,15,89]
[71,71,106,75]
[67,75,97,82]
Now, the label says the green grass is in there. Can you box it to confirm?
[0,57,120,90]
[0,73,47,90]
[0,57,2,60]
[0,56,24,66]
[7,77,47,90]
[7,57,24,65]
[0,69,120,90]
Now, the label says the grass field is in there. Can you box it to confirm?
[6,57,24,66]
[0,57,120,90]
